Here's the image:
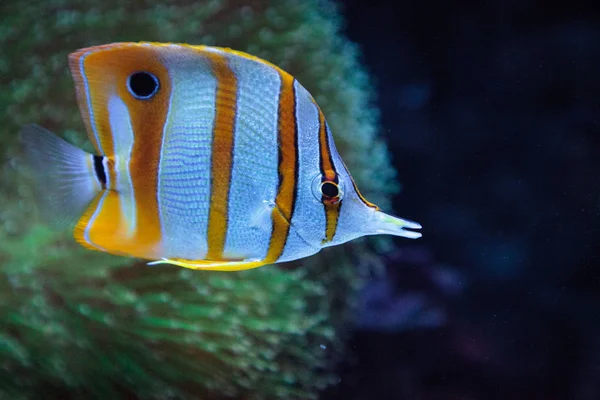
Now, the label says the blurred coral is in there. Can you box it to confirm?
[0,0,400,399]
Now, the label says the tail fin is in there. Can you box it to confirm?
[19,124,103,230]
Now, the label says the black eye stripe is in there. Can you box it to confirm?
[127,71,159,99]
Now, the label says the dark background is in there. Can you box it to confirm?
[323,1,600,399]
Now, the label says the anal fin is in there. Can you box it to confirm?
[147,258,266,272]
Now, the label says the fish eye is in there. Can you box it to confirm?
[312,174,344,204]
[321,181,339,199]
[127,71,159,99]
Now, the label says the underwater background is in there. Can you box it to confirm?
[0,0,598,399]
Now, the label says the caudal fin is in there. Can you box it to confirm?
[19,124,103,230]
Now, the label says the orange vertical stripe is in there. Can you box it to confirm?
[70,44,171,259]
[265,73,298,263]
[323,202,341,243]
[317,110,341,243]
[205,52,238,260]
[318,110,337,181]
[126,62,171,259]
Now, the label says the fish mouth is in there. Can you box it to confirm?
[395,218,423,239]
[373,212,423,239]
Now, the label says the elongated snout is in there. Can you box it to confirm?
[370,210,422,239]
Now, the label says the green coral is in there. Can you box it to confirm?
[0,0,399,399]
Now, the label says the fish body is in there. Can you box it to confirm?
[20,42,421,271]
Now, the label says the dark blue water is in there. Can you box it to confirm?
[323,2,600,399]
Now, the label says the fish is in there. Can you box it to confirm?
[19,42,422,271]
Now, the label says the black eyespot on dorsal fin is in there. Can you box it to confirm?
[127,71,159,99]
